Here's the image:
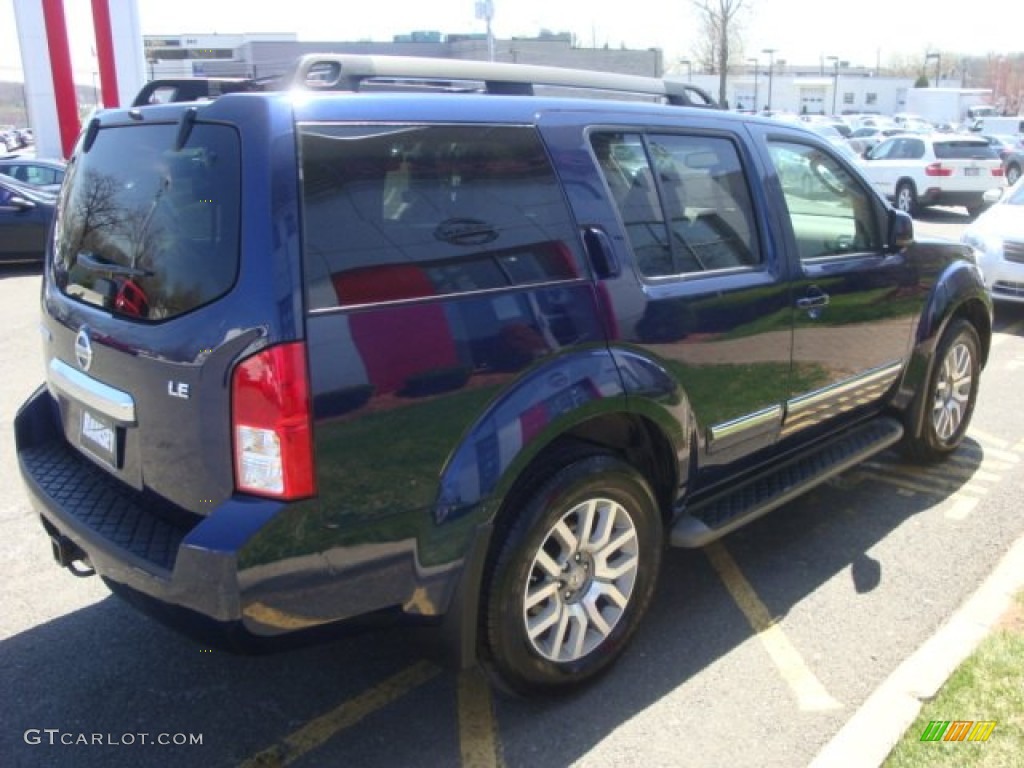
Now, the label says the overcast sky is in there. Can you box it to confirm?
[1,0,1020,83]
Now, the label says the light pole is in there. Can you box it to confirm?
[747,58,759,112]
[762,48,776,111]
[679,58,692,82]
[925,52,941,88]
[826,55,839,115]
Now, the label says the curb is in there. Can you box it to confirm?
[808,532,1024,768]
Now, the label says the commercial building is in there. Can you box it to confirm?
[143,33,1002,118]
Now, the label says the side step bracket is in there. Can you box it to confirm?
[670,418,904,548]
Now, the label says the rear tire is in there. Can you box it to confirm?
[481,455,663,695]
[1006,163,1021,187]
[902,318,981,462]
[894,182,916,216]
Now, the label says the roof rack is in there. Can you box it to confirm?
[279,54,719,108]
[132,55,719,110]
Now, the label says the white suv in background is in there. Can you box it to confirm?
[859,133,1005,217]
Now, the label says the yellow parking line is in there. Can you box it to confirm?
[972,445,1022,463]
[858,470,983,501]
[861,462,990,496]
[945,497,979,521]
[237,661,440,768]
[457,667,501,768]
[967,427,1010,449]
[949,453,1015,473]
[705,542,841,712]
[871,457,1000,483]
[991,318,1024,347]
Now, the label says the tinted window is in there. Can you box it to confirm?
[300,124,584,310]
[592,132,761,277]
[53,123,240,321]
[933,141,997,160]
[768,141,880,261]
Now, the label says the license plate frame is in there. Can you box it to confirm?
[79,409,119,467]
[963,167,980,177]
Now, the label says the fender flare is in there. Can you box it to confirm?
[893,258,992,438]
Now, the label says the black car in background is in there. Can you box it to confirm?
[0,175,55,263]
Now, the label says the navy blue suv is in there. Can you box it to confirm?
[16,56,991,695]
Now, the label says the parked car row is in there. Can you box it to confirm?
[1,126,33,153]
[775,113,1015,219]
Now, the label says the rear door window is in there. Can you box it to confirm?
[591,131,762,277]
[53,123,241,321]
[299,124,586,310]
[933,141,998,160]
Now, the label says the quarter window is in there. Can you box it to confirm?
[591,132,761,277]
[300,124,584,310]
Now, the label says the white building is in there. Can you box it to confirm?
[673,66,975,117]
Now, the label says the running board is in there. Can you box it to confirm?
[670,418,904,548]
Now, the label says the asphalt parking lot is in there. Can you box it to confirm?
[2,209,1023,768]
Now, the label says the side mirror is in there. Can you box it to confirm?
[8,195,37,211]
[888,209,914,251]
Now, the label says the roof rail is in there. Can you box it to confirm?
[279,54,719,108]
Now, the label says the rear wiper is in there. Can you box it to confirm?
[75,252,154,278]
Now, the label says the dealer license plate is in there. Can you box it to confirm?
[80,409,118,466]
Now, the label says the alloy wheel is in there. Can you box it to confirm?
[931,341,973,441]
[522,497,639,663]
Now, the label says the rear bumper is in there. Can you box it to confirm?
[15,386,467,648]
[16,386,275,628]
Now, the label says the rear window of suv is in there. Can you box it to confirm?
[53,123,241,321]
[933,140,998,160]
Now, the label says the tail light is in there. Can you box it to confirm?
[992,167,1005,177]
[231,342,315,499]
[925,163,952,177]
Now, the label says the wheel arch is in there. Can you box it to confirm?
[892,259,992,441]
[427,350,691,664]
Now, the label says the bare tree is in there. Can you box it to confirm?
[691,0,748,105]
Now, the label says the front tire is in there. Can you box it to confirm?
[481,455,663,695]
[903,318,981,462]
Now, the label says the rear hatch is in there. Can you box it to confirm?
[40,99,304,515]
[931,138,1005,192]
